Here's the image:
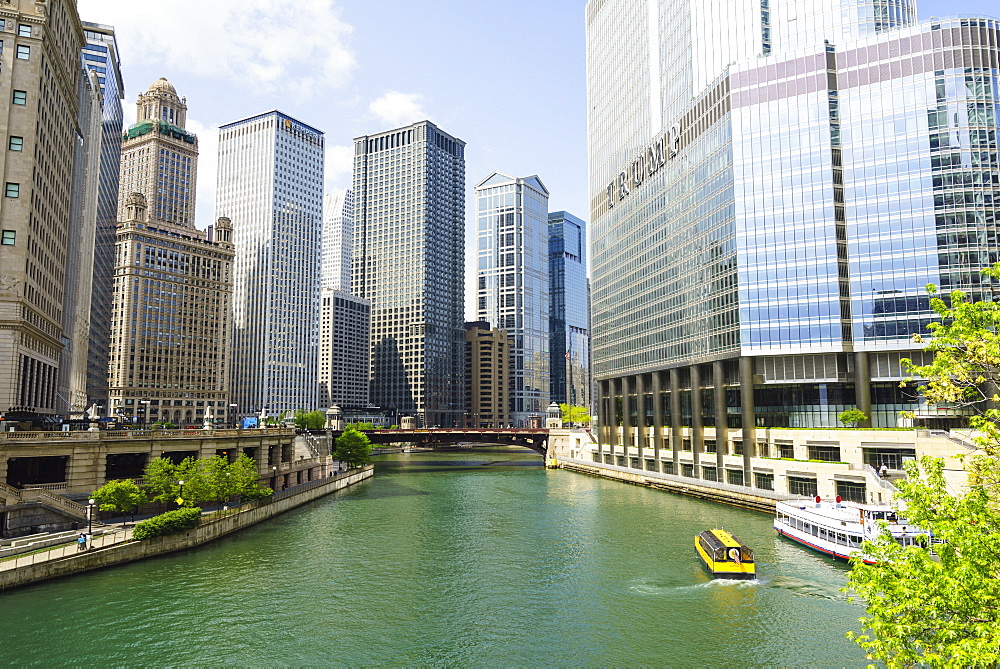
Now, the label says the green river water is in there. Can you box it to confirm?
[0,446,865,666]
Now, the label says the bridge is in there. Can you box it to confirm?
[347,428,552,455]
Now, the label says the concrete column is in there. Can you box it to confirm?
[598,380,609,456]
[636,373,647,463]
[714,360,727,474]
[854,351,872,427]
[652,370,664,463]
[690,364,703,476]
[740,356,756,481]
[621,375,632,458]
[670,367,681,469]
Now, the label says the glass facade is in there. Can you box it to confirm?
[321,188,353,292]
[353,122,466,427]
[548,211,592,412]
[217,111,323,417]
[475,173,550,426]
[587,0,1000,446]
[81,22,124,409]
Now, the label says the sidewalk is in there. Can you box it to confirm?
[0,526,134,572]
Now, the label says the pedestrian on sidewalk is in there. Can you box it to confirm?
[77,533,87,552]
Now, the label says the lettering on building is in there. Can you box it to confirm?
[606,123,681,209]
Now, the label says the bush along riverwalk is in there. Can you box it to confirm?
[0,466,373,592]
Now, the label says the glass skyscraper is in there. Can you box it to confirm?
[353,121,466,427]
[587,0,1000,478]
[475,172,550,427]
[217,111,324,418]
[80,21,124,409]
[548,211,591,413]
[322,188,353,292]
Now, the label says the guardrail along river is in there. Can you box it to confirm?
[0,446,862,665]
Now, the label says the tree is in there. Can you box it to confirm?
[142,457,179,504]
[838,408,868,428]
[199,456,230,510]
[335,426,372,469]
[559,403,592,426]
[294,409,326,430]
[846,458,1000,667]
[227,454,272,503]
[346,421,376,431]
[91,479,146,527]
[845,265,1000,665]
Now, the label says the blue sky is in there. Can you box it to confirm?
[77,0,998,314]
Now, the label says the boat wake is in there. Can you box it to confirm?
[765,576,844,601]
[628,578,759,596]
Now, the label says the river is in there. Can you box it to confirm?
[0,446,864,665]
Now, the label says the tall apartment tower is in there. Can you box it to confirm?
[322,189,353,291]
[475,172,550,427]
[548,211,591,412]
[353,121,466,427]
[218,111,324,419]
[464,321,509,428]
[108,195,234,426]
[57,64,102,418]
[0,1,88,422]
[81,21,124,411]
[319,288,371,408]
[117,78,196,227]
[586,0,1000,482]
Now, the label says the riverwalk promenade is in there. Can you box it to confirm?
[0,465,373,592]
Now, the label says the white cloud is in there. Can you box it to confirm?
[184,118,219,229]
[324,144,354,190]
[78,0,355,98]
[368,91,427,128]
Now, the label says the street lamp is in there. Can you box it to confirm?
[177,479,185,507]
[229,403,238,429]
[140,400,150,429]
[87,497,95,534]
[272,465,278,492]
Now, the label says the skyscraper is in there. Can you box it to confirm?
[80,21,124,411]
[474,172,550,427]
[117,78,197,227]
[548,211,591,413]
[319,288,370,409]
[108,78,234,427]
[0,0,88,422]
[322,189,353,292]
[586,1,1000,480]
[465,321,509,428]
[218,111,324,418]
[353,121,466,427]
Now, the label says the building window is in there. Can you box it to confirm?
[788,476,818,497]
[16,45,29,60]
[17,24,30,37]
[726,468,745,486]
[12,90,26,105]
[1,230,15,245]
[5,183,19,198]
[836,481,866,504]
[8,136,22,151]
[754,472,775,490]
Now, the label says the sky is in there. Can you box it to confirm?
[76,0,999,315]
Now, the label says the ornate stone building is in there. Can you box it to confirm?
[107,194,234,427]
[117,78,197,227]
[0,0,89,422]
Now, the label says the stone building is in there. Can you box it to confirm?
[107,194,234,427]
[117,78,197,227]
[318,288,371,409]
[0,0,89,422]
[465,321,509,428]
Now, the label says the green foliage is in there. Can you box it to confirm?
[838,408,868,427]
[140,454,274,508]
[846,458,1000,667]
[91,479,146,518]
[845,267,1000,665]
[559,403,592,426]
[294,409,326,430]
[335,426,372,469]
[132,507,202,540]
[346,422,377,431]
[151,420,177,429]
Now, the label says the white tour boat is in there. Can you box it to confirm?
[774,496,926,563]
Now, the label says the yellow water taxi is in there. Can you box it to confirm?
[695,529,756,580]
